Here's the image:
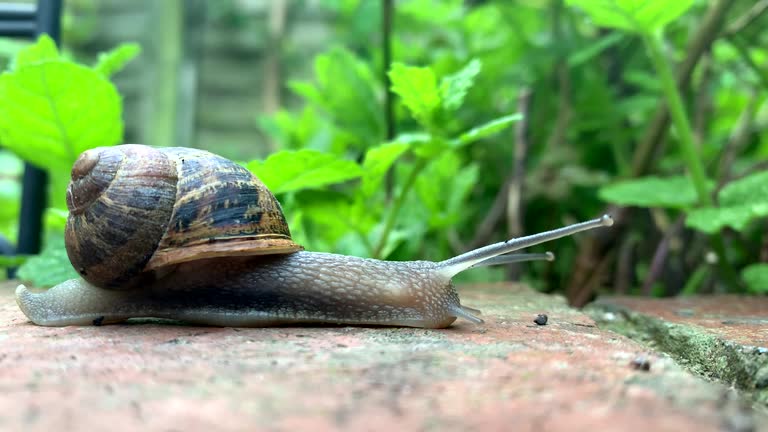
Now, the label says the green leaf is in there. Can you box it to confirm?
[566,0,695,34]
[0,174,21,237]
[361,141,411,197]
[388,63,441,126]
[94,43,142,77]
[568,32,625,67]
[289,48,384,147]
[416,152,479,228]
[742,264,768,294]
[0,60,123,171]
[456,113,522,146]
[412,137,450,159]
[44,207,69,232]
[440,59,481,110]
[686,171,768,234]
[12,34,59,70]
[247,149,364,194]
[719,170,768,207]
[16,235,78,288]
[0,255,27,268]
[598,175,703,209]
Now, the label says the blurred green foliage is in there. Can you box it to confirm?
[1,0,767,299]
[0,36,139,283]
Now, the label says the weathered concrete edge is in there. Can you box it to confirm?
[587,302,768,406]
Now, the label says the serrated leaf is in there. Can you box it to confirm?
[12,34,59,70]
[16,235,78,288]
[361,141,411,197]
[247,149,363,194]
[566,0,695,34]
[0,60,123,172]
[456,113,522,146]
[440,59,481,110]
[598,175,704,209]
[295,48,384,147]
[686,171,768,234]
[388,63,440,126]
[742,264,768,294]
[94,43,141,77]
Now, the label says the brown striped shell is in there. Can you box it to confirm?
[64,144,303,289]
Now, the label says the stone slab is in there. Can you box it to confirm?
[1,281,764,432]
[592,295,768,406]
[597,295,768,348]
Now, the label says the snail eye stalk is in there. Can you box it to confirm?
[435,215,613,279]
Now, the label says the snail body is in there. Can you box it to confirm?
[15,145,613,329]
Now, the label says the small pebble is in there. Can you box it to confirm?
[630,355,651,371]
[533,314,548,326]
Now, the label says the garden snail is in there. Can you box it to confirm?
[15,144,613,328]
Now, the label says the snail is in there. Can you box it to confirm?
[15,144,613,329]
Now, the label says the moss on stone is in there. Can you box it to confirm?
[588,303,768,405]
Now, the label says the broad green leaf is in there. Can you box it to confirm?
[417,152,479,228]
[0,60,123,172]
[742,264,768,294]
[568,32,624,67]
[0,255,27,268]
[686,171,768,233]
[719,170,768,207]
[388,63,441,125]
[686,206,766,234]
[94,43,141,77]
[0,175,21,229]
[456,113,522,146]
[288,81,325,108]
[412,138,448,159]
[289,48,384,147]
[361,141,411,197]
[566,0,695,34]
[16,235,78,288]
[440,59,481,110]
[12,34,59,70]
[247,149,363,194]
[44,207,69,232]
[598,175,703,209]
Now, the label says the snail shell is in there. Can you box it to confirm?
[65,145,302,288]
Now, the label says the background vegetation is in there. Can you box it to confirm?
[0,0,766,305]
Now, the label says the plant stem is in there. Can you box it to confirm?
[643,31,742,291]
[644,32,710,204]
[373,158,427,258]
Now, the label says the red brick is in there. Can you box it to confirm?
[0,281,762,431]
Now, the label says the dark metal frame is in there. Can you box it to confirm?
[0,0,63,276]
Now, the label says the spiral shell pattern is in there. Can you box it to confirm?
[65,144,302,289]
